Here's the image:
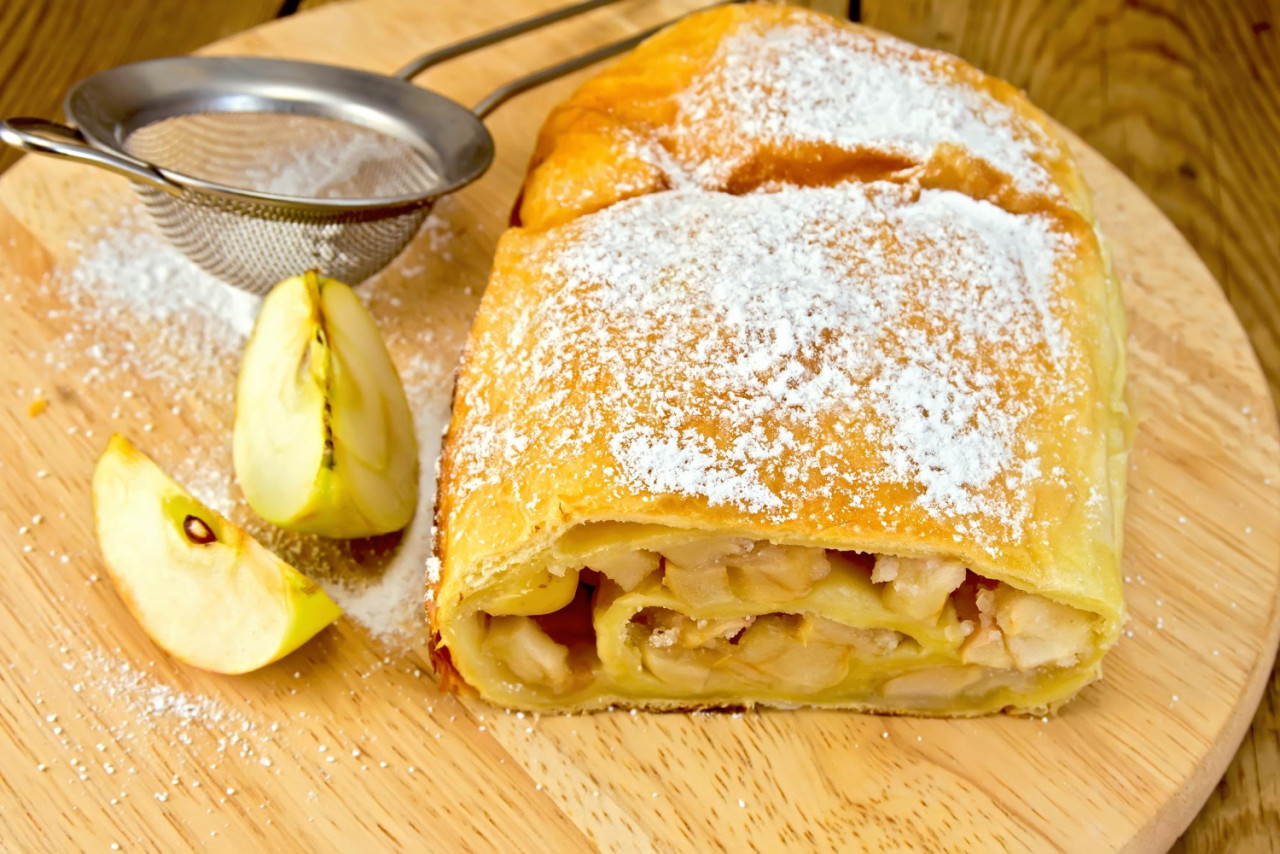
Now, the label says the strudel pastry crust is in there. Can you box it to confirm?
[516,3,1094,230]
[430,3,1127,715]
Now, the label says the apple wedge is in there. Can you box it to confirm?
[92,434,342,674]
[234,271,417,538]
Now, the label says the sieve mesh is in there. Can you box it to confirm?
[121,113,441,294]
[124,113,440,200]
[0,0,713,295]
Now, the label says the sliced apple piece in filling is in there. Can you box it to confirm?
[91,434,342,675]
[641,644,716,693]
[993,587,1095,669]
[587,548,660,592]
[960,625,1015,669]
[659,536,751,570]
[663,560,736,608]
[234,271,417,538]
[484,615,573,690]
[678,615,756,648]
[727,615,850,692]
[873,555,967,620]
[882,666,985,700]
[728,543,831,604]
[799,615,904,657]
[482,569,579,616]
[640,610,754,651]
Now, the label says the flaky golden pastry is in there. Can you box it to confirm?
[430,4,1127,716]
[516,3,1094,230]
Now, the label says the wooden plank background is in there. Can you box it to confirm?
[0,0,1275,849]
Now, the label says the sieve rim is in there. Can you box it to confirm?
[62,57,496,215]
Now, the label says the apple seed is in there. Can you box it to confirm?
[182,515,217,545]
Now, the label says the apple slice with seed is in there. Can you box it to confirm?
[92,434,342,674]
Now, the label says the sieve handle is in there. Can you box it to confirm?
[393,0,628,81]
[472,19,665,119]
[470,1,738,119]
[0,118,183,195]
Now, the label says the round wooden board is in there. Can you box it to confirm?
[0,1,1277,851]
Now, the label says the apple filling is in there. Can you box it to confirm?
[633,611,914,694]
[465,527,1101,709]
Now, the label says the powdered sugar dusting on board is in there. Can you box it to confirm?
[80,645,244,730]
[41,209,259,391]
[69,225,262,339]
[450,182,1086,552]
[667,19,1058,197]
[29,191,463,645]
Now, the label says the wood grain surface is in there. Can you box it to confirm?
[0,0,286,176]
[857,4,1280,848]
[0,1,1277,851]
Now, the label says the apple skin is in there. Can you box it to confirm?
[233,271,418,538]
[92,434,342,675]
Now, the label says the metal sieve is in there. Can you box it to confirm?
[0,0,694,294]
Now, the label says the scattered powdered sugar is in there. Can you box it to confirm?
[325,549,427,634]
[42,209,258,391]
[634,16,1059,199]
[450,181,1086,552]
[35,187,462,645]
[81,646,241,731]
[51,643,281,766]
[68,224,261,340]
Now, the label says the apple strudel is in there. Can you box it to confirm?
[430,4,1126,715]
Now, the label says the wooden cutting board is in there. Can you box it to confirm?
[0,1,1277,851]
